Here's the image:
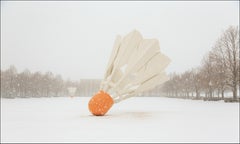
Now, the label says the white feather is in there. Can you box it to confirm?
[100,30,171,103]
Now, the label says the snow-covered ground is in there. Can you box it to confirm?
[1,97,239,143]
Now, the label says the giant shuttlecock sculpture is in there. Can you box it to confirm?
[88,30,171,116]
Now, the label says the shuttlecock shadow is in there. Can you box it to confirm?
[79,111,152,120]
[109,111,153,119]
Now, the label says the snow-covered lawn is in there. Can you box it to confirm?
[1,97,239,143]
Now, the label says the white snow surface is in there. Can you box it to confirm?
[1,97,239,143]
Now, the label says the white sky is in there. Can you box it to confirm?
[1,1,239,80]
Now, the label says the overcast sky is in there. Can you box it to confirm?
[1,1,239,80]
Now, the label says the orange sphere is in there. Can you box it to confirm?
[88,91,114,116]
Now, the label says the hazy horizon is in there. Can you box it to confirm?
[1,1,239,80]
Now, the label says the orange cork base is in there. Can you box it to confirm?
[88,91,114,116]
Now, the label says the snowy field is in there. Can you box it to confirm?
[1,97,239,143]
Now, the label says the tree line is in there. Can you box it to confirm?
[161,26,239,100]
[0,66,81,98]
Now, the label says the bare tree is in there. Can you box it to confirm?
[200,53,216,98]
[180,71,192,98]
[218,26,239,99]
[191,68,202,99]
[211,41,228,98]
[18,69,31,97]
[52,75,64,97]
[4,65,18,98]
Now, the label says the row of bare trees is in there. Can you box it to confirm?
[1,65,102,98]
[161,26,239,99]
[1,65,79,98]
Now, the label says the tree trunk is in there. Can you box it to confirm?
[209,88,213,98]
[233,84,237,99]
[196,90,199,98]
[221,90,224,99]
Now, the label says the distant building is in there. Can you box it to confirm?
[77,79,101,97]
